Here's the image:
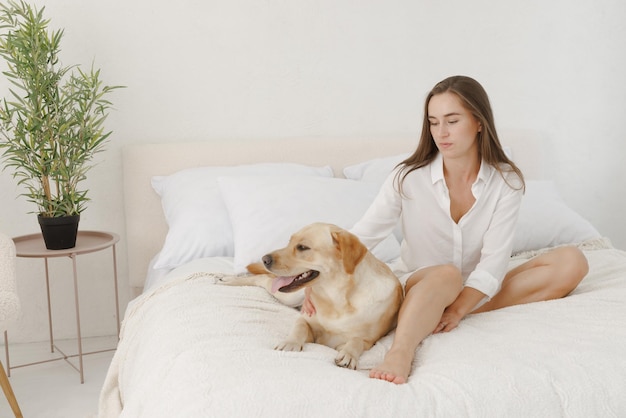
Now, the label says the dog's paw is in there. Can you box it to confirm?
[335,351,358,370]
[216,274,235,284]
[275,341,304,352]
[207,273,227,284]
[217,274,251,286]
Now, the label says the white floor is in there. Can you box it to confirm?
[0,336,116,418]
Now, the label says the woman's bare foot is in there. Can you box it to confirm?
[369,348,414,384]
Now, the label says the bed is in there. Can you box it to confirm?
[98,135,626,417]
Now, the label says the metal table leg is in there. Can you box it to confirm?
[70,253,84,384]
[44,258,54,353]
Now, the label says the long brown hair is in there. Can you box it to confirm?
[397,75,524,193]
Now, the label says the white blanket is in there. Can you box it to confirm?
[99,239,626,417]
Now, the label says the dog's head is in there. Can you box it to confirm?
[253,223,367,293]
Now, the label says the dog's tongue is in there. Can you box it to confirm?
[271,275,296,293]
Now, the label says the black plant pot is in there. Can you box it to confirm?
[38,214,80,250]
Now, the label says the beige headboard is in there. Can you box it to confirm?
[122,133,546,293]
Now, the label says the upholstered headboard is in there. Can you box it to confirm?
[122,133,546,294]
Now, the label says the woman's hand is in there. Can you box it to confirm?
[301,287,316,316]
[433,286,486,333]
[433,308,463,333]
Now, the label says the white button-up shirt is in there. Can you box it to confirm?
[351,153,523,299]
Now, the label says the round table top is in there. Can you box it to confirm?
[13,230,120,258]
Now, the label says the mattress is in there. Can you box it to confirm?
[98,238,626,417]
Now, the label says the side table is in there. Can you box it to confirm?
[9,230,120,384]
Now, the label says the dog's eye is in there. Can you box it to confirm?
[296,244,310,252]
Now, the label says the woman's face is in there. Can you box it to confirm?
[427,92,481,160]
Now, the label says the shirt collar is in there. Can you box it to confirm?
[430,152,445,184]
[476,158,493,184]
[430,152,493,186]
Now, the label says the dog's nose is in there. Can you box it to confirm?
[262,254,273,268]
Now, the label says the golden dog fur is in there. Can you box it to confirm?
[221,222,403,369]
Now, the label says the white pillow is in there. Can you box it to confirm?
[512,180,600,253]
[151,163,333,270]
[218,176,401,273]
[343,153,409,185]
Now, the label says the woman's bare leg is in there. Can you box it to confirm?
[370,247,587,383]
[369,264,463,384]
[474,246,588,313]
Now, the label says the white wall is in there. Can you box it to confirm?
[1,0,625,342]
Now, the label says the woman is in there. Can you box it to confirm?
[305,75,589,384]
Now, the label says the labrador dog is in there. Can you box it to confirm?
[221,222,403,370]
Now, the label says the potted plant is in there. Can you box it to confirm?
[0,1,122,249]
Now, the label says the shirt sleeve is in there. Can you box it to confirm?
[464,174,523,299]
[349,170,403,249]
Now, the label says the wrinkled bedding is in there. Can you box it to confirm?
[99,238,626,417]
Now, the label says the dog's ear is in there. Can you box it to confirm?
[246,262,269,275]
[331,230,367,275]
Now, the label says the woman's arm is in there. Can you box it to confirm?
[464,177,523,299]
[349,169,403,248]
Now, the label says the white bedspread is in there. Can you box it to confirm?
[99,239,626,417]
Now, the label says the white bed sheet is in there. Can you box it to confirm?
[99,239,626,417]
